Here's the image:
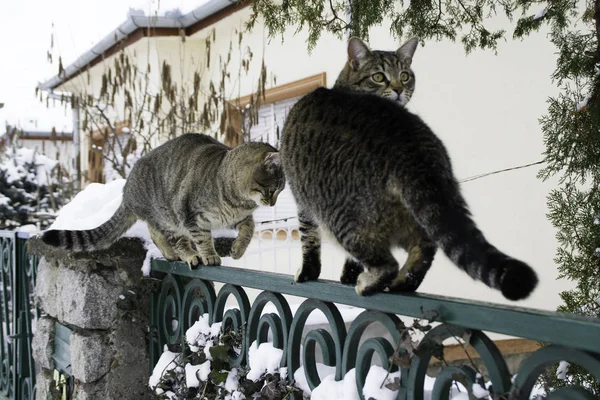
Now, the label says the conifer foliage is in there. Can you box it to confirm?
[0,127,74,230]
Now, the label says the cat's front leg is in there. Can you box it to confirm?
[231,215,255,259]
[188,216,221,266]
[191,230,221,266]
[295,210,322,282]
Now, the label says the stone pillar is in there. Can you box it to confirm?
[28,237,155,400]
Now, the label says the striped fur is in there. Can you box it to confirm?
[335,37,419,106]
[42,204,136,251]
[280,87,538,300]
[41,134,285,266]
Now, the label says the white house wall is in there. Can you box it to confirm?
[190,7,569,311]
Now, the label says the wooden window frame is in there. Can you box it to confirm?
[87,120,131,183]
[224,73,327,147]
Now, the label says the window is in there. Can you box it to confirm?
[247,96,301,224]
[227,73,327,227]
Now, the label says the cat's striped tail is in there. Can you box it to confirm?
[402,177,538,301]
[41,204,137,252]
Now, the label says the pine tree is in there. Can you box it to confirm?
[249,0,600,393]
[0,128,75,230]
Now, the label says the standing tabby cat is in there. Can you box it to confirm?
[42,133,285,267]
[280,38,538,300]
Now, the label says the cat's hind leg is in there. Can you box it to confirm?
[295,210,322,282]
[340,257,363,285]
[148,224,178,260]
[339,233,398,295]
[389,238,437,292]
[349,246,399,296]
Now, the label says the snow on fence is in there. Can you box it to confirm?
[149,258,600,399]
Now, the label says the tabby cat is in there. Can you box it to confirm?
[280,38,538,300]
[42,133,285,267]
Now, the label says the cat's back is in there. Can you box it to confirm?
[148,133,226,158]
[282,88,432,152]
[125,133,228,198]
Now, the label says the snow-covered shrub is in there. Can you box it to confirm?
[149,314,302,399]
[0,145,74,230]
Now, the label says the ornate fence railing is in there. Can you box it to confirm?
[149,259,600,400]
[0,232,38,400]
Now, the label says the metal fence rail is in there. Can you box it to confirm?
[150,259,600,400]
[0,232,38,400]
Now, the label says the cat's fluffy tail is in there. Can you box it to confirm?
[401,177,538,301]
[41,204,137,252]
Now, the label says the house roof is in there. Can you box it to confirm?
[38,0,247,92]
[7,126,73,141]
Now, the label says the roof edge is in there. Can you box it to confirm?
[38,0,244,92]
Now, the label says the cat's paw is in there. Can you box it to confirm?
[340,258,363,285]
[355,272,377,296]
[294,265,320,282]
[200,253,222,266]
[230,240,249,260]
[182,255,201,269]
[388,271,422,293]
[355,271,397,296]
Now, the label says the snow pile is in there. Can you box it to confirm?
[362,366,401,400]
[46,179,161,275]
[309,368,360,400]
[247,341,284,381]
[149,347,182,390]
[556,361,569,380]
[185,313,221,353]
[150,314,248,399]
[185,362,211,387]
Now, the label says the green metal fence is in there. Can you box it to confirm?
[2,231,600,399]
[149,259,600,399]
[0,232,38,400]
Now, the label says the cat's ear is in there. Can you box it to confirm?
[263,152,281,170]
[397,36,419,66]
[347,37,372,70]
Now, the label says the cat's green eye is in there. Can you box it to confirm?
[400,71,410,82]
[371,73,386,83]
